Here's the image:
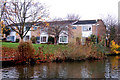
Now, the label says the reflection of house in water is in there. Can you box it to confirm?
[1,56,120,78]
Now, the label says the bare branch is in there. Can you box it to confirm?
[66,13,81,20]
[2,0,49,39]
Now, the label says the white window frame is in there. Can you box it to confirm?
[82,26,92,31]
[33,26,37,30]
[40,35,48,43]
[59,36,68,43]
[25,35,30,41]
[41,36,47,42]
[81,24,93,37]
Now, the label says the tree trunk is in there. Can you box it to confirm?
[19,34,24,42]
[54,37,57,44]
[54,36,59,45]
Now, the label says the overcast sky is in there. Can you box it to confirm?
[39,0,119,20]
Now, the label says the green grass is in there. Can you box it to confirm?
[2,42,19,48]
[2,42,67,54]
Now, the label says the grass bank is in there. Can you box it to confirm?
[1,42,108,64]
[2,42,66,54]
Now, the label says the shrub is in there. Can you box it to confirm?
[30,36,36,44]
[16,39,19,43]
[111,40,120,54]
[2,47,17,61]
[89,34,98,44]
[76,37,81,45]
[2,38,6,42]
[53,43,106,61]
[48,36,54,44]
[34,46,55,63]
[17,41,35,62]
[86,37,91,44]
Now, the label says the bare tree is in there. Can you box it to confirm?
[48,24,67,44]
[2,0,48,40]
[47,18,73,44]
[66,13,81,20]
[101,14,117,29]
[0,0,7,38]
[101,14,118,46]
[51,17,63,21]
[0,0,6,22]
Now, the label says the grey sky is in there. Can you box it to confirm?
[40,0,119,20]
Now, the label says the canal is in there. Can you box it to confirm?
[1,55,120,79]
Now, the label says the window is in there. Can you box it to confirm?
[10,28,14,32]
[11,36,15,42]
[26,27,30,31]
[33,27,37,30]
[72,27,76,29]
[83,26,91,31]
[36,36,40,40]
[41,36,46,42]
[36,36,40,43]
[25,36,29,40]
[60,36,67,42]
[40,27,48,32]
[7,36,10,41]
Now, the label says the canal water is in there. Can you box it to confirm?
[1,56,120,79]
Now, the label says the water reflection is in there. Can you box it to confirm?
[16,65,34,78]
[1,56,120,78]
[105,56,120,78]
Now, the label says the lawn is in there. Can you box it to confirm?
[2,42,67,54]
[2,42,19,48]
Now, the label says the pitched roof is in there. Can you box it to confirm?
[73,20,97,25]
[7,21,43,26]
[36,20,77,26]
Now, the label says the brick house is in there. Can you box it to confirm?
[69,19,106,44]
[6,19,106,44]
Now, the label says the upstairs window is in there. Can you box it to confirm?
[82,26,91,31]
[11,28,14,32]
[26,27,30,31]
[40,27,48,32]
[25,36,29,40]
[33,26,37,30]
[72,27,77,29]
[10,27,15,32]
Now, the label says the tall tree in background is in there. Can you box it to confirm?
[0,0,11,38]
[109,26,117,41]
[47,18,73,44]
[66,13,81,20]
[101,14,118,46]
[2,0,48,40]
[117,22,120,45]
[48,23,68,44]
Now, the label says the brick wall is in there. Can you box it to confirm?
[68,25,82,43]
[92,20,106,38]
